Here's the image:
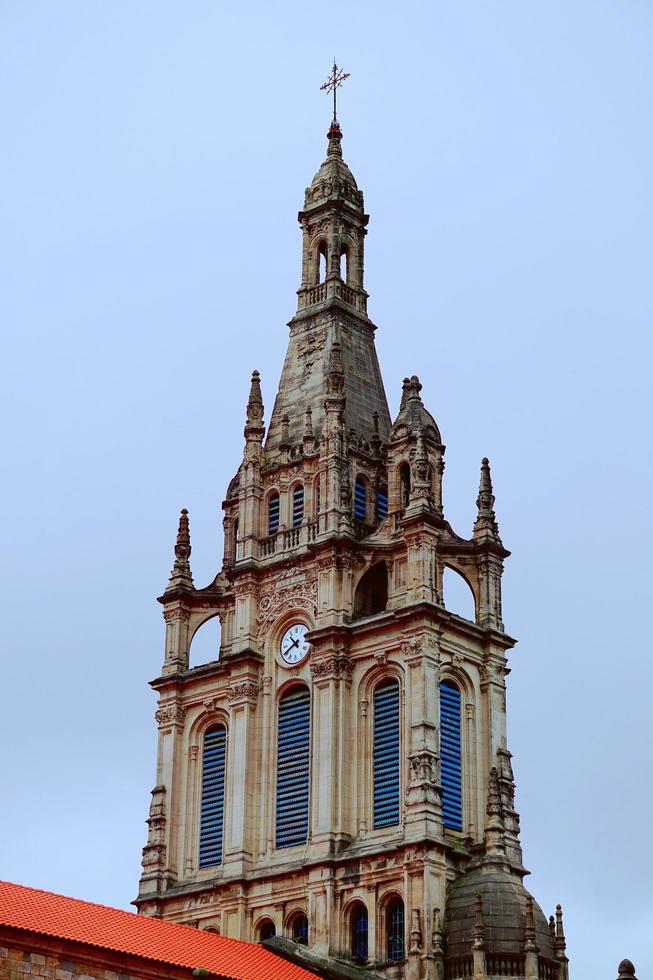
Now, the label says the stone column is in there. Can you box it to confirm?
[224,677,260,873]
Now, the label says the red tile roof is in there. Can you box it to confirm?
[0,881,314,980]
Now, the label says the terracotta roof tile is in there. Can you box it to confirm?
[0,881,314,980]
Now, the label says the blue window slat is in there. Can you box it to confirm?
[268,494,280,534]
[276,689,310,848]
[440,680,462,830]
[354,480,367,521]
[376,487,388,522]
[292,485,304,527]
[373,681,400,829]
[199,726,226,867]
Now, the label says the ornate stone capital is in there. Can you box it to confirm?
[155,702,187,729]
[163,606,190,625]
[310,656,353,680]
[227,681,260,704]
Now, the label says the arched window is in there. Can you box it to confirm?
[198,725,227,868]
[353,562,388,619]
[317,241,327,283]
[292,484,304,527]
[276,688,311,848]
[340,244,349,283]
[350,904,368,964]
[373,680,400,828]
[386,898,405,962]
[440,680,462,830]
[399,463,411,508]
[258,920,276,942]
[268,492,280,535]
[291,913,309,945]
[354,477,367,521]
[376,483,388,523]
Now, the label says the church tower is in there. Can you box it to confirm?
[135,95,569,980]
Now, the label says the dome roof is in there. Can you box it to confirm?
[444,869,555,960]
[390,375,441,444]
[303,123,364,212]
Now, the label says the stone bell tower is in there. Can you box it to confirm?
[135,108,569,980]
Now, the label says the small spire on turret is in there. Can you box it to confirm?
[473,457,503,545]
[165,508,194,593]
[549,915,556,942]
[326,340,345,396]
[244,369,265,446]
[555,905,566,947]
[303,406,316,452]
[400,377,411,411]
[617,961,638,980]
[524,897,536,944]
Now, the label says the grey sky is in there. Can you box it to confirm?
[1,3,651,978]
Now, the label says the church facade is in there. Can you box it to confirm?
[135,116,570,980]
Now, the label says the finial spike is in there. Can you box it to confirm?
[473,895,485,945]
[618,961,637,980]
[175,508,191,562]
[486,766,502,817]
[165,508,194,593]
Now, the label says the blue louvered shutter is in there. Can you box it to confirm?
[373,681,400,828]
[440,680,462,830]
[376,485,388,522]
[276,688,311,848]
[354,479,367,521]
[268,493,280,534]
[292,485,304,527]
[199,726,226,867]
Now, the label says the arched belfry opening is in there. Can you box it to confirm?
[353,561,388,619]
[317,241,327,283]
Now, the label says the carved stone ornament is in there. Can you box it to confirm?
[310,656,353,679]
[401,636,423,657]
[155,703,187,728]
[203,696,223,713]
[163,606,190,624]
[227,681,260,703]
[256,570,318,642]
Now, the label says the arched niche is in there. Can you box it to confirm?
[353,561,388,619]
[442,566,476,623]
[188,614,222,669]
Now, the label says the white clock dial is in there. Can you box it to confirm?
[279,623,311,666]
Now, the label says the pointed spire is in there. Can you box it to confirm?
[304,406,314,438]
[165,508,194,593]
[555,905,566,948]
[244,369,265,449]
[549,916,556,943]
[400,377,411,411]
[484,765,508,865]
[473,457,503,545]
[477,458,495,514]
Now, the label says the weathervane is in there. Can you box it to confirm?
[320,60,350,124]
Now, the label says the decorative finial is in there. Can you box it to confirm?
[477,457,495,514]
[304,405,314,438]
[165,508,194,593]
[321,59,350,126]
[175,508,191,562]
[555,905,566,948]
[549,915,556,942]
[618,960,637,980]
[400,377,411,410]
[245,370,264,425]
[371,410,381,453]
[524,896,536,943]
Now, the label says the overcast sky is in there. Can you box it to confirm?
[1,3,651,978]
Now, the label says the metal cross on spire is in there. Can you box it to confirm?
[320,60,350,124]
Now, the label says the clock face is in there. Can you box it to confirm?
[279,623,311,666]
